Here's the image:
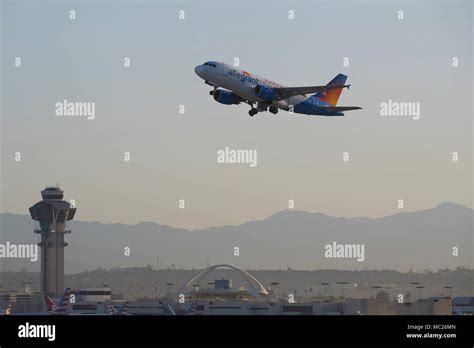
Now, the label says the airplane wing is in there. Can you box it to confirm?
[325,106,362,112]
[272,84,351,100]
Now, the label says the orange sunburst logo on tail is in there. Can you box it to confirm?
[317,73,348,106]
[319,88,344,106]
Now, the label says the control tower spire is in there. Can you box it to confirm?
[29,187,76,297]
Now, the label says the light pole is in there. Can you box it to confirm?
[444,286,453,298]
[337,282,348,299]
[269,282,280,301]
[385,286,391,300]
[321,282,330,298]
[416,286,425,300]
[410,282,420,302]
[166,283,174,300]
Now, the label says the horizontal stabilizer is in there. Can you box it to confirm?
[325,106,362,112]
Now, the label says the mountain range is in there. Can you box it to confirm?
[0,202,472,273]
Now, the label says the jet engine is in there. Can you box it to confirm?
[213,89,241,105]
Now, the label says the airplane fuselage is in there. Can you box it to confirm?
[194,61,345,116]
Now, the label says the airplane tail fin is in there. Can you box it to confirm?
[164,304,176,316]
[314,73,348,106]
[44,295,55,311]
[44,288,71,313]
[5,303,12,315]
[58,288,71,306]
[108,303,117,315]
[117,302,128,315]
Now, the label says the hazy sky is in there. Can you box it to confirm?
[1,0,472,229]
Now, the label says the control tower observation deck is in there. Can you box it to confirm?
[29,187,76,297]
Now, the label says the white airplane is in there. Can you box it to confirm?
[194,61,362,117]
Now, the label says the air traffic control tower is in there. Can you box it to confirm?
[29,187,76,297]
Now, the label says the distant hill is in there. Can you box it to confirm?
[0,202,472,273]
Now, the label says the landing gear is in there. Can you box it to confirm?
[269,106,279,114]
[246,101,258,117]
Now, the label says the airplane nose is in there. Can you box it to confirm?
[194,65,204,77]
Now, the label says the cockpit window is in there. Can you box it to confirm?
[203,62,217,68]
